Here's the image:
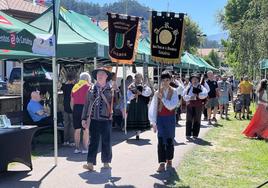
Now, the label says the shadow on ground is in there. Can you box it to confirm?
[151,167,180,187]
[31,129,138,162]
[192,138,213,146]
[126,138,152,146]
[79,168,123,186]
[0,166,56,188]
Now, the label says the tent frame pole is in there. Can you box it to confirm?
[20,61,23,111]
[52,57,58,166]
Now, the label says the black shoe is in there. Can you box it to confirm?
[186,136,192,142]
[247,115,250,120]
[242,115,245,119]
[136,135,140,140]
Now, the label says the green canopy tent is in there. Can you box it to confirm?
[0,49,46,59]
[0,11,54,56]
[180,52,203,74]
[29,7,96,58]
[60,8,151,62]
[260,59,268,78]
[187,53,218,72]
[260,59,268,69]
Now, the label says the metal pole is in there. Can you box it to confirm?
[94,57,97,70]
[265,69,267,79]
[157,64,160,89]
[20,62,23,111]
[187,62,190,75]
[123,64,127,135]
[52,57,58,165]
[180,67,182,79]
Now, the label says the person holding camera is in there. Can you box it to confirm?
[183,73,208,140]
[127,73,152,140]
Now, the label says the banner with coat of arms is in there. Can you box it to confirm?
[107,13,141,65]
[150,11,185,64]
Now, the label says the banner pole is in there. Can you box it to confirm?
[110,63,118,119]
[123,64,127,135]
[94,57,97,70]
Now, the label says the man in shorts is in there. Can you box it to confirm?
[238,76,253,119]
[218,74,233,119]
[206,71,219,125]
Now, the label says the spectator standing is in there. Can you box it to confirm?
[218,75,233,119]
[61,72,75,146]
[238,76,253,119]
[206,71,219,125]
[71,72,91,154]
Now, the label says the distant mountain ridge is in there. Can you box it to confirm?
[207,32,229,42]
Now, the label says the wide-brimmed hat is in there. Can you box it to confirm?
[190,72,200,81]
[92,67,112,81]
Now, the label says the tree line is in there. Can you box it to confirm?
[60,0,224,63]
[219,0,268,78]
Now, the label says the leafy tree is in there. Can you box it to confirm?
[183,17,203,54]
[203,50,221,67]
[219,0,268,78]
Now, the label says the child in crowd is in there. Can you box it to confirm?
[234,93,242,120]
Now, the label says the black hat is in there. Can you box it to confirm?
[92,67,112,81]
[161,70,172,80]
[190,72,200,81]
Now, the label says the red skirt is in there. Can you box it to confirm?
[242,104,268,139]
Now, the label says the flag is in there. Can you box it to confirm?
[150,11,185,64]
[33,0,53,6]
[107,13,141,65]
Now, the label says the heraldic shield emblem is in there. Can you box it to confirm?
[108,13,141,64]
[115,32,125,49]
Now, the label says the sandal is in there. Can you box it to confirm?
[166,160,172,168]
[103,163,111,169]
[157,163,165,173]
[83,163,94,171]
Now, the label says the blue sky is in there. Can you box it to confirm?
[88,0,228,35]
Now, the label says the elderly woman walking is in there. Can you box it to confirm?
[71,72,91,154]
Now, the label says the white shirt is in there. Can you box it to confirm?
[148,88,178,125]
[127,84,152,102]
[182,84,208,102]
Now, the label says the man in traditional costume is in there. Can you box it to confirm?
[183,73,208,140]
[127,73,152,139]
[81,67,117,171]
[149,71,179,172]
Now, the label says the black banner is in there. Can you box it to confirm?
[150,11,185,64]
[108,13,141,64]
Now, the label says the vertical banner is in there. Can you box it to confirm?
[150,11,185,64]
[107,13,141,64]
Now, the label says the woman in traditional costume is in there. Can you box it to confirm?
[127,73,152,139]
[242,79,268,139]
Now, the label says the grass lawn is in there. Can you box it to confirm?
[173,112,268,188]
